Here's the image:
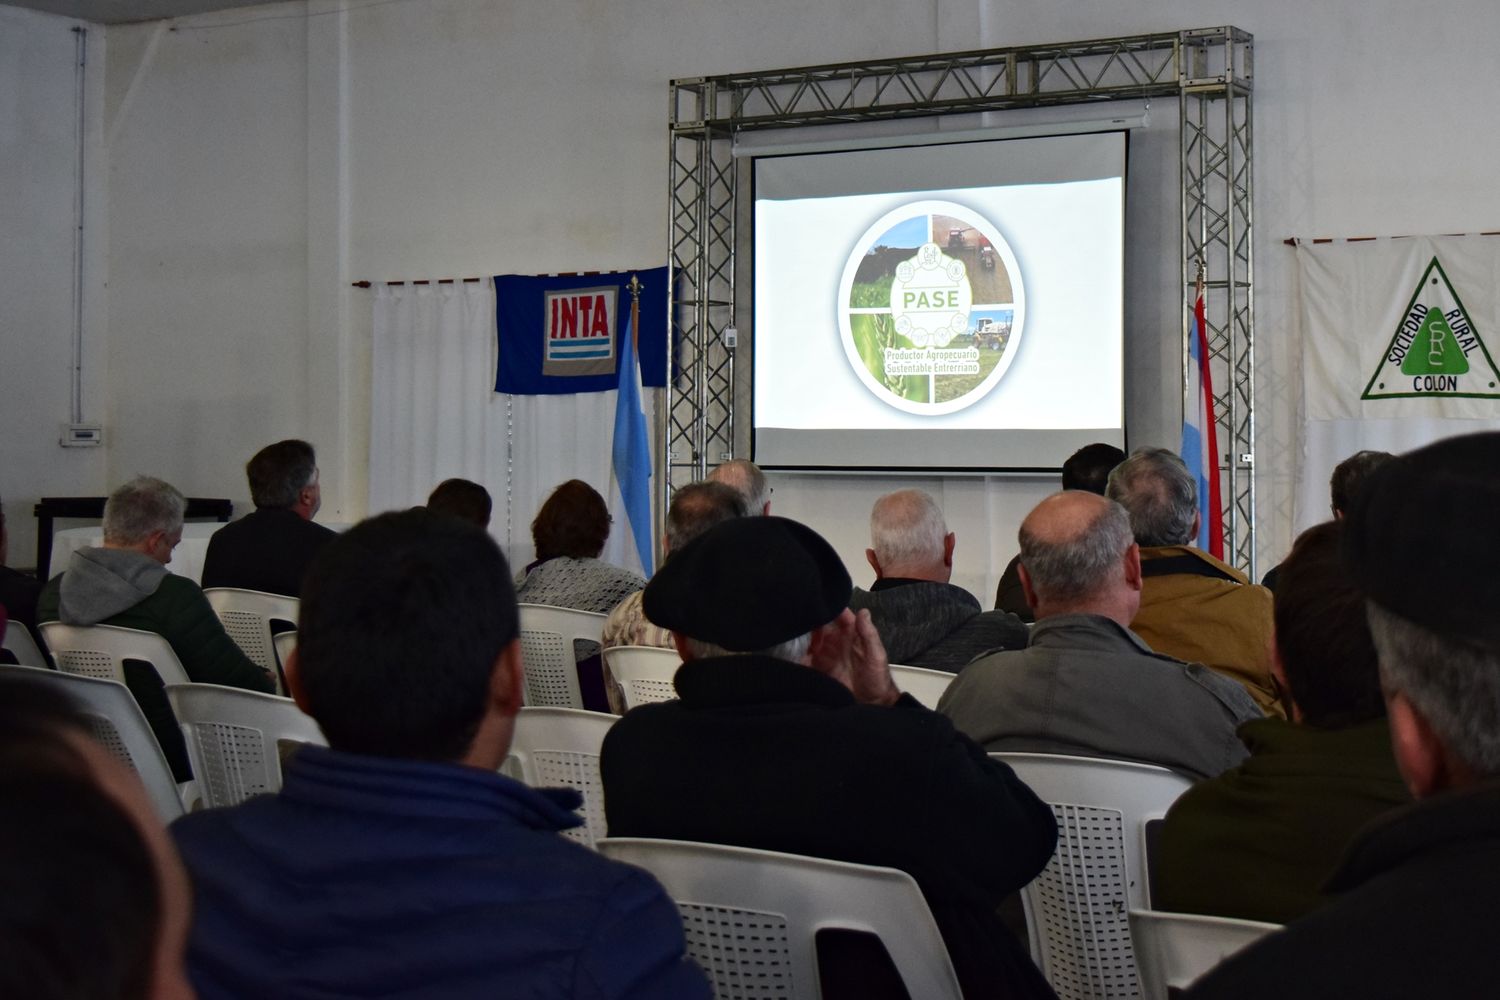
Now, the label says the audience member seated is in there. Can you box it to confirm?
[38,476,274,779]
[939,491,1261,780]
[1261,449,1392,591]
[600,481,746,711]
[851,489,1027,672]
[602,516,1059,1000]
[995,442,1124,620]
[426,477,493,528]
[0,506,43,652]
[1187,432,1500,999]
[171,509,709,1000]
[1106,447,1284,717]
[0,675,195,1000]
[1156,521,1410,923]
[515,479,645,613]
[200,439,337,597]
[707,458,771,515]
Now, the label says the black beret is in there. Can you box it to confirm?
[1342,431,1500,645]
[643,515,852,651]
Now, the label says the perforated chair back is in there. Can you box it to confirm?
[888,663,955,709]
[991,752,1194,1000]
[40,622,191,687]
[603,645,681,709]
[1128,909,1279,998]
[597,838,964,1000]
[3,620,47,667]
[166,683,326,808]
[204,588,299,686]
[517,604,606,709]
[0,663,184,821]
[505,707,616,847]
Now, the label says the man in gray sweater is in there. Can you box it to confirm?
[938,490,1261,780]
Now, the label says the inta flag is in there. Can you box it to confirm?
[1182,279,1224,559]
[611,299,654,576]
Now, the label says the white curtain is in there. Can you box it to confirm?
[369,281,655,575]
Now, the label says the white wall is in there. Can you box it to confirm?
[5,0,1499,600]
[0,5,108,568]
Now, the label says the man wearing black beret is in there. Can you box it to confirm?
[1188,431,1500,1000]
[601,516,1060,1000]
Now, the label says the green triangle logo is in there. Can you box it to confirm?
[1363,256,1500,400]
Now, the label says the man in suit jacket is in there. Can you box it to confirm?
[201,439,336,597]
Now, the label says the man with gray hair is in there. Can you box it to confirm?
[706,459,770,516]
[1105,446,1281,717]
[851,489,1027,671]
[1187,431,1500,999]
[938,491,1260,780]
[38,476,275,778]
[201,439,337,597]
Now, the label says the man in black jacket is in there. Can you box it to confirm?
[602,516,1059,1000]
[1188,432,1500,1000]
[201,439,336,597]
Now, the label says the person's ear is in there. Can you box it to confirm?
[1018,562,1039,611]
[865,548,882,579]
[1270,638,1301,723]
[1123,542,1143,591]
[1190,509,1201,543]
[943,532,956,567]
[491,638,525,715]
[1386,688,1451,799]
[285,649,312,715]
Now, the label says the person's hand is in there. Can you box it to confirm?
[809,608,901,707]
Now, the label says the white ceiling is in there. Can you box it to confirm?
[8,0,271,25]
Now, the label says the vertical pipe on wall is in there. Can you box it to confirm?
[70,25,87,426]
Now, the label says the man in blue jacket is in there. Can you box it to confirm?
[171,508,708,1000]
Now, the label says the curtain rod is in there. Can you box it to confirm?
[1283,231,1500,247]
[352,270,634,288]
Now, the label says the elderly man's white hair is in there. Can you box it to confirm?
[707,459,769,514]
[869,489,947,569]
[102,476,185,546]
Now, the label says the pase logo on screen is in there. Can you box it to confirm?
[837,200,1026,415]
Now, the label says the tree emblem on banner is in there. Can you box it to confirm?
[1362,256,1500,400]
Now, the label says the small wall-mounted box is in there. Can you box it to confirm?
[61,423,103,447]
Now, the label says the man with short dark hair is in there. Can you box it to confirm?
[1156,521,1410,924]
[38,476,274,778]
[201,439,337,597]
[172,509,709,1000]
[1261,449,1393,591]
[426,477,493,528]
[940,491,1260,780]
[852,489,1027,672]
[602,515,1058,999]
[1106,446,1282,716]
[995,442,1124,619]
[1187,432,1500,999]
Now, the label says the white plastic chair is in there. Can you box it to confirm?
[991,752,1194,1000]
[273,630,297,675]
[603,645,681,709]
[505,707,616,847]
[888,662,955,710]
[3,620,47,667]
[166,683,326,808]
[1128,909,1279,998]
[203,588,299,689]
[517,604,607,709]
[598,838,964,1000]
[40,621,191,686]
[0,663,185,821]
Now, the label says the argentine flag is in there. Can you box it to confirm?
[610,304,655,576]
[1182,284,1225,559]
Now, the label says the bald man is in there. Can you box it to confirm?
[706,460,770,516]
[938,491,1260,780]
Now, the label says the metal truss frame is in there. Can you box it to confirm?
[665,26,1256,572]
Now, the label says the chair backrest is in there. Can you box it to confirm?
[597,838,964,1000]
[505,707,616,847]
[40,621,191,687]
[603,645,681,709]
[203,587,299,681]
[3,620,47,667]
[888,662,955,710]
[273,630,297,674]
[991,752,1195,1000]
[517,604,606,709]
[166,682,327,809]
[1128,909,1280,999]
[0,663,184,821]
